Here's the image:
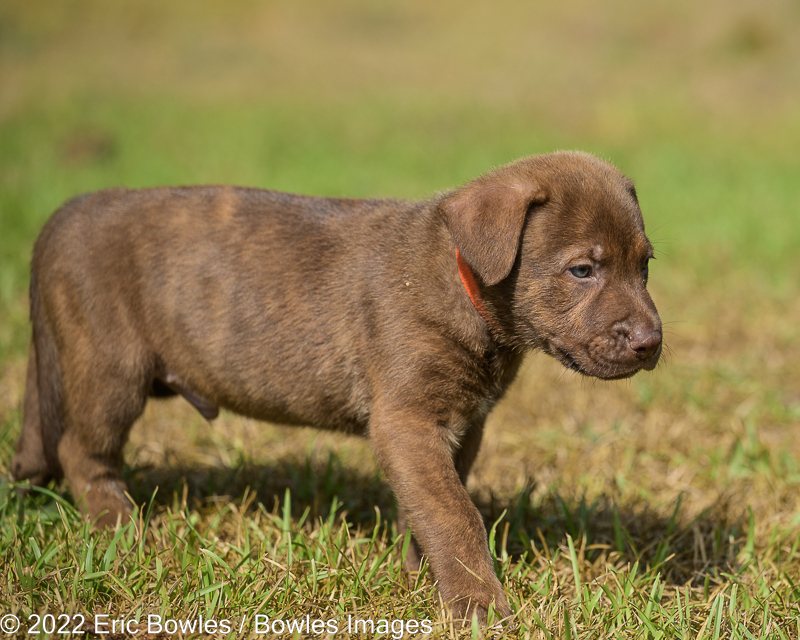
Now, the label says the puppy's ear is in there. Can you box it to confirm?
[440,170,548,286]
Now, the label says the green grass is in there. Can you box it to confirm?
[2,0,800,637]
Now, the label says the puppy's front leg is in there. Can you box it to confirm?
[396,419,486,576]
[371,408,511,623]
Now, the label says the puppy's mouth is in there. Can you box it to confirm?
[555,347,585,373]
[553,347,642,381]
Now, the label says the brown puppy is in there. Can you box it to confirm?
[12,152,661,622]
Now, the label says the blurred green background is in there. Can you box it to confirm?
[1,0,799,400]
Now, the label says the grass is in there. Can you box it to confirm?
[2,0,800,637]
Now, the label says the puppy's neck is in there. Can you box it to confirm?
[455,248,498,330]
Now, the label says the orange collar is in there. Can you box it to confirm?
[455,247,497,329]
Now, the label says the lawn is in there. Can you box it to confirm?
[1,1,800,638]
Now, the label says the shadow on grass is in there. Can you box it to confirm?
[478,486,747,587]
[124,452,396,527]
[118,454,745,588]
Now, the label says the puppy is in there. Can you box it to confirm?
[11,152,661,622]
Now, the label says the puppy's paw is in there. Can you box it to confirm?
[445,593,513,629]
[10,450,52,487]
[78,480,133,528]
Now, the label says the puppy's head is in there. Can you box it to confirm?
[441,152,662,380]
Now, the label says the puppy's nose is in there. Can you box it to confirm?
[629,329,662,361]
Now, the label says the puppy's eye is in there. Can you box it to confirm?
[641,259,651,281]
[569,265,592,279]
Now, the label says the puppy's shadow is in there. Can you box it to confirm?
[124,453,743,588]
[124,451,397,526]
[477,486,746,587]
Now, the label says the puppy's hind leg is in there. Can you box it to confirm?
[58,345,151,528]
[13,269,69,488]
[11,341,56,487]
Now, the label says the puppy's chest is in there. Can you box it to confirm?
[478,344,523,399]
[445,346,523,431]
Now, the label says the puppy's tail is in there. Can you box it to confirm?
[30,268,65,479]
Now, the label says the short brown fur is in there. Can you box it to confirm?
[12,152,661,623]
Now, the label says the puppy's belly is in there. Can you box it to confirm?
[227,382,370,435]
[155,359,370,436]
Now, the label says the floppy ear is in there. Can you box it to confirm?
[440,169,548,286]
